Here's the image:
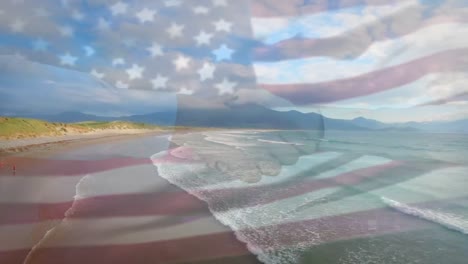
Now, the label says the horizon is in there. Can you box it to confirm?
[2,106,466,126]
[1,56,466,124]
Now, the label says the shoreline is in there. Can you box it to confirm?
[0,129,168,157]
[0,128,262,264]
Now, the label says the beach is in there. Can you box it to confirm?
[1,129,467,264]
[0,131,261,264]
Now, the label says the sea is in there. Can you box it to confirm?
[152,130,468,264]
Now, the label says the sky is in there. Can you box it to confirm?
[0,55,176,116]
[250,0,468,122]
[0,0,467,123]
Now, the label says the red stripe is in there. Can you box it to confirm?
[1,206,429,264]
[0,147,191,177]
[260,48,468,104]
[249,0,404,17]
[0,190,208,225]
[253,15,468,61]
[203,161,403,209]
[0,161,399,225]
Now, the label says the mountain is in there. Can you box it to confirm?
[31,111,112,123]
[401,119,468,133]
[12,105,364,130]
[13,104,466,132]
[157,104,368,130]
[350,117,389,130]
[349,117,468,133]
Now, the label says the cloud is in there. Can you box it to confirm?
[254,22,468,85]
[0,55,176,116]
[251,0,418,43]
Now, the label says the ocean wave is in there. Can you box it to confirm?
[381,197,468,235]
[257,139,304,146]
[151,149,323,264]
[203,132,257,148]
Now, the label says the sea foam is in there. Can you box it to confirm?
[382,197,468,235]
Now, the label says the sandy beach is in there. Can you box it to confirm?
[0,129,165,155]
[0,131,260,264]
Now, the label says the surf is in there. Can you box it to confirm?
[382,196,468,235]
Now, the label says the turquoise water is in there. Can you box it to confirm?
[154,130,468,264]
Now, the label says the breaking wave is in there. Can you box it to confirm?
[382,197,468,235]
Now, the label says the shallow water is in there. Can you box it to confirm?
[153,130,468,264]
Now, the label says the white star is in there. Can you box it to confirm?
[126,64,145,80]
[167,23,184,38]
[164,0,182,7]
[110,2,127,16]
[83,45,95,56]
[32,39,49,51]
[173,55,191,71]
[115,80,129,89]
[58,25,73,37]
[178,87,194,95]
[59,53,78,66]
[212,0,227,7]
[194,31,213,46]
[213,19,232,32]
[198,62,216,81]
[193,6,210,15]
[10,19,25,33]
[112,58,126,66]
[151,74,169,90]
[213,44,234,61]
[71,9,85,21]
[91,69,105,79]
[147,43,163,57]
[97,18,110,31]
[215,78,237,95]
[136,8,156,23]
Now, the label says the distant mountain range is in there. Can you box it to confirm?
[349,117,468,133]
[10,104,468,133]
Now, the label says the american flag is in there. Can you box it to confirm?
[1,0,467,263]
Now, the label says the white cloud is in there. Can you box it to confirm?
[251,0,418,42]
[254,22,468,84]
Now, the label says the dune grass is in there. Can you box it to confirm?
[0,117,160,139]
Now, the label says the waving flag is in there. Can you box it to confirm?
[1,0,466,105]
[1,0,468,264]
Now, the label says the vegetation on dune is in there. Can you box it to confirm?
[0,117,160,140]
[74,120,157,130]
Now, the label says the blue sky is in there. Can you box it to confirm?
[0,0,467,123]
[0,55,176,116]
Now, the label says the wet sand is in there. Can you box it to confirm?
[0,131,260,264]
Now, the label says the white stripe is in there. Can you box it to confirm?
[295,166,468,221]
[0,216,228,250]
[195,152,342,191]
[0,220,60,251]
[0,164,165,203]
[313,155,393,180]
[251,1,418,42]
[326,72,468,108]
[3,165,465,250]
[254,22,468,84]
[0,176,81,203]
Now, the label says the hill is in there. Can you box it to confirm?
[0,117,159,140]
[18,104,365,131]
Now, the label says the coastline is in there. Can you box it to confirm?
[0,129,167,156]
[0,129,262,264]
